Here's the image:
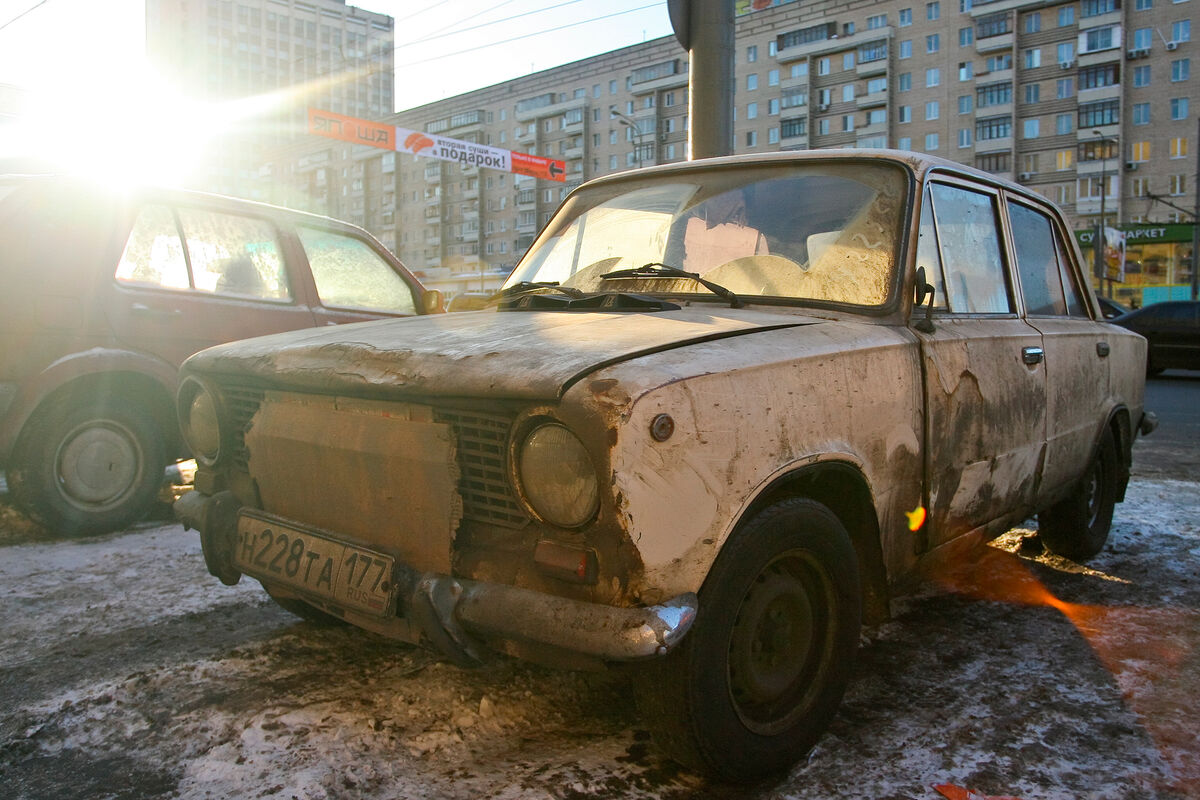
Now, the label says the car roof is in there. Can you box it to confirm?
[578,148,1033,198]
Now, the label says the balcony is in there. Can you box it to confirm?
[629,71,688,94]
[1076,157,1118,176]
[564,145,584,159]
[976,135,1013,152]
[781,130,809,148]
[856,90,888,109]
[1078,83,1121,103]
[1078,45,1122,68]
[424,166,441,181]
[969,0,1043,17]
[975,32,1014,53]
[975,67,1013,83]
[1077,122,1119,141]
[978,100,1014,117]
[856,121,888,139]
[780,73,810,90]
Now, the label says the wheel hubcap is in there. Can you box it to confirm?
[55,420,143,509]
[727,553,833,734]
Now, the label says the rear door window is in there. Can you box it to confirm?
[298,226,417,314]
[116,205,292,301]
[928,183,1012,314]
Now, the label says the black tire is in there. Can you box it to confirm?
[1038,426,1119,561]
[634,498,861,782]
[8,397,166,536]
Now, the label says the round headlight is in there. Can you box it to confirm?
[179,379,221,464]
[517,423,599,528]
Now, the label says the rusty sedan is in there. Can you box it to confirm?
[175,151,1154,781]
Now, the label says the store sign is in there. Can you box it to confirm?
[1076,223,1195,246]
[308,108,566,182]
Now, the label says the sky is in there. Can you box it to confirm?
[0,0,676,110]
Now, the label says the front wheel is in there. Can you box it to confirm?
[8,397,166,535]
[634,498,861,782]
[1038,426,1119,561]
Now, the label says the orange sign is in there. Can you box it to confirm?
[511,151,567,182]
[307,109,394,149]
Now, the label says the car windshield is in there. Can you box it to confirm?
[506,162,909,307]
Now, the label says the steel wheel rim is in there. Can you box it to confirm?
[54,419,144,510]
[726,551,835,735]
[1085,455,1104,528]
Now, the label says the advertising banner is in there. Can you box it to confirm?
[308,108,566,182]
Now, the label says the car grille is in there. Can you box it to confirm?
[219,385,528,529]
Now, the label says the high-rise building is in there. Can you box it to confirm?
[227,0,1196,302]
[146,0,394,199]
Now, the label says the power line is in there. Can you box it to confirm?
[0,0,50,33]
[394,2,662,70]
[417,0,524,41]
[395,0,589,51]
[393,0,454,24]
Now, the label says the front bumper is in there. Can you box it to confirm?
[175,490,697,666]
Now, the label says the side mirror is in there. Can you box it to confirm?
[913,266,936,333]
[422,289,445,314]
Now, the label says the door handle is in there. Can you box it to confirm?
[1096,341,1111,357]
[1022,346,1044,365]
[131,303,182,317]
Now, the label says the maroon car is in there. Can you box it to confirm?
[0,174,440,534]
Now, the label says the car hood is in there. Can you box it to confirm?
[184,307,822,400]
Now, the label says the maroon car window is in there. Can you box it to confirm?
[115,205,190,290]
[177,208,291,301]
[298,225,417,314]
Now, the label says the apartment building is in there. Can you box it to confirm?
[244,0,1195,300]
[146,0,394,199]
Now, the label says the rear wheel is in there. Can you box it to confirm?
[1038,426,1118,561]
[9,397,166,535]
[634,498,861,782]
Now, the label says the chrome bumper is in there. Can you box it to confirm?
[176,490,697,666]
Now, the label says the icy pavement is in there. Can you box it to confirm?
[0,478,1197,800]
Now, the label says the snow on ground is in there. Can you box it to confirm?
[1,478,1197,800]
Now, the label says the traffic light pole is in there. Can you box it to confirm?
[668,0,734,159]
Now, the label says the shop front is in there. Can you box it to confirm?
[1076,223,1196,308]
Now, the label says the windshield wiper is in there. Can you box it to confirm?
[488,281,585,304]
[599,262,742,308]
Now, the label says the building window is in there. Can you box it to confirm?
[843,84,855,102]
[977,13,1011,38]
[842,115,855,132]
[899,105,912,123]
[976,115,1013,140]
[868,14,887,29]
[1133,27,1154,48]
[1082,0,1117,16]
[1024,48,1042,69]
[976,152,1011,173]
[899,8,913,26]
[1023,118,1040,138]
[899,136,913,149]
[747,45,758,62]
[1133,102,1151,124]
[769,98,780,115]
[781,117,807,137]
[1078,99,1119,127]
[1059,6,1076,24]
[1133,65,1152,87]
[842,52,854,70]
[1057,77,1075,98]
[1024,83,1040,104]
[769,127,780,144]
[818,119,831,135]
[867,77,888,94]
[1135,0,1152,8]
[1168,175,1186,196]
[960,27,974,46]
[818,57,831,75]
[926,101,940,120]
[1170,137,1189,158]
[746,130,758,147]
[791,62,808,78]
[958,128,973,148]
[1171,19,1190,41]
[1130,141,1151,161]
[926,68,941,87]
[1025,12,1042,32]
[747,102,758,119]
[987,53,1013,71]
[925,132,940,150]
[1171,59,1190,81]
[959,61,974,81]
[1057,42,1075,63]
[900,40,913,58]
[867,108,887,125]
[1082,26,1117,52]
[959,95,973,114]
[1056,113,1074,134]
[859,42,888,63]
[747,74,758,90]
[977,81,1013,107]
[768,69,780,86]
[899,72,912,91]
[927,1,941,20]
[1056,149,1074,170]
[1079,63,1119,89]
[1171,98,1190,119]
[927,34,941,53]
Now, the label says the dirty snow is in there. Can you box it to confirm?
[1,477,1197,800]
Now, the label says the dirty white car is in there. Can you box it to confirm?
[175,151,1154,781]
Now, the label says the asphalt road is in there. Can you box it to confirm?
[1135,370,1200,479]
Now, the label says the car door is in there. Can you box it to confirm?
[1005,197,1110,497]
[104,201,317,367]
[293,224,420,326]
[914,178,1047,551]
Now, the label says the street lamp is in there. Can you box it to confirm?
[611,109,647,169]
[1090,129,1120,298]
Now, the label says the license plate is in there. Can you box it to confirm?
[234,512,396,617]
